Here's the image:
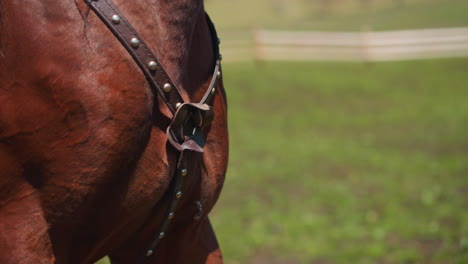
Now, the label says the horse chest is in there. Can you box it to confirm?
[0,0,227,262]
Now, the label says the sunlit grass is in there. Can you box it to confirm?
[206,0,468,31]
[211,59,468,263]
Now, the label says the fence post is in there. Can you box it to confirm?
[253,28,265,63]
[360,25,372,63]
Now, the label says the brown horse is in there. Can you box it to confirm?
[0,0,228,263]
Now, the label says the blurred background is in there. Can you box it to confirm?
[98,0,468,263]
[205,0,468,263]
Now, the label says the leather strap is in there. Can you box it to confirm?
[84,0,222,262]
[85,0,220,114]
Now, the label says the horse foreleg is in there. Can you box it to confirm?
[0,151,55,264]
[154,218,223,264]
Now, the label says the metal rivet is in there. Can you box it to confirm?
[176,191,182,199]
[148,61,157,71]
[159,232,165,239]
[111,14,120,24]
[168,212,174,220]
[176,103,182,108]
[130,37,140,48]
[211,88,216,94]
[181,168,188,176]
[217,71,221,79]
[163,83,172,92]
[219,54,223,60]
[146,250,153,257]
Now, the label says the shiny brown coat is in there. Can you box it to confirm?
[0,0,228,263]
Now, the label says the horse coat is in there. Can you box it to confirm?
[0,0,228,263]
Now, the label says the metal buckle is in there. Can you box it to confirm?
[166,103,214,152]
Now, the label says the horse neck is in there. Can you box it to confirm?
[129,0,214,96]
[0,0,215,95]
[82,0,214,96]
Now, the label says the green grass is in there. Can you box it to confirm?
[210,59,468,264]
[206,0,468,31]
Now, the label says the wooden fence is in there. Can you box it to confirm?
[219,27,468,62]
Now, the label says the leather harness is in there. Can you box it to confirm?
[83,0,222,262]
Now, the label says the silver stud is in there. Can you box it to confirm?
[111,14,120,24]
[168,212,174,220]
[146,250,153,257]
[163,83,172,92]
[216,71,221,79]
[159,232,165,239]
[148,61,157,71]
[176,191,182,199]
[194,201,203,220]
[181,169,188,176]
[211,88,216,94]
[130,37,140,48]
[176,103,182,109]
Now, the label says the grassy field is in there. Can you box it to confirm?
[211,59,468,264]
[206,0,468,31]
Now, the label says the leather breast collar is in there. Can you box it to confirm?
[83,0,222,262]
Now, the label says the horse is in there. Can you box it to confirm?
[0,0,228,263]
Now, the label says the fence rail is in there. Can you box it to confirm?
[219,27,468,62]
